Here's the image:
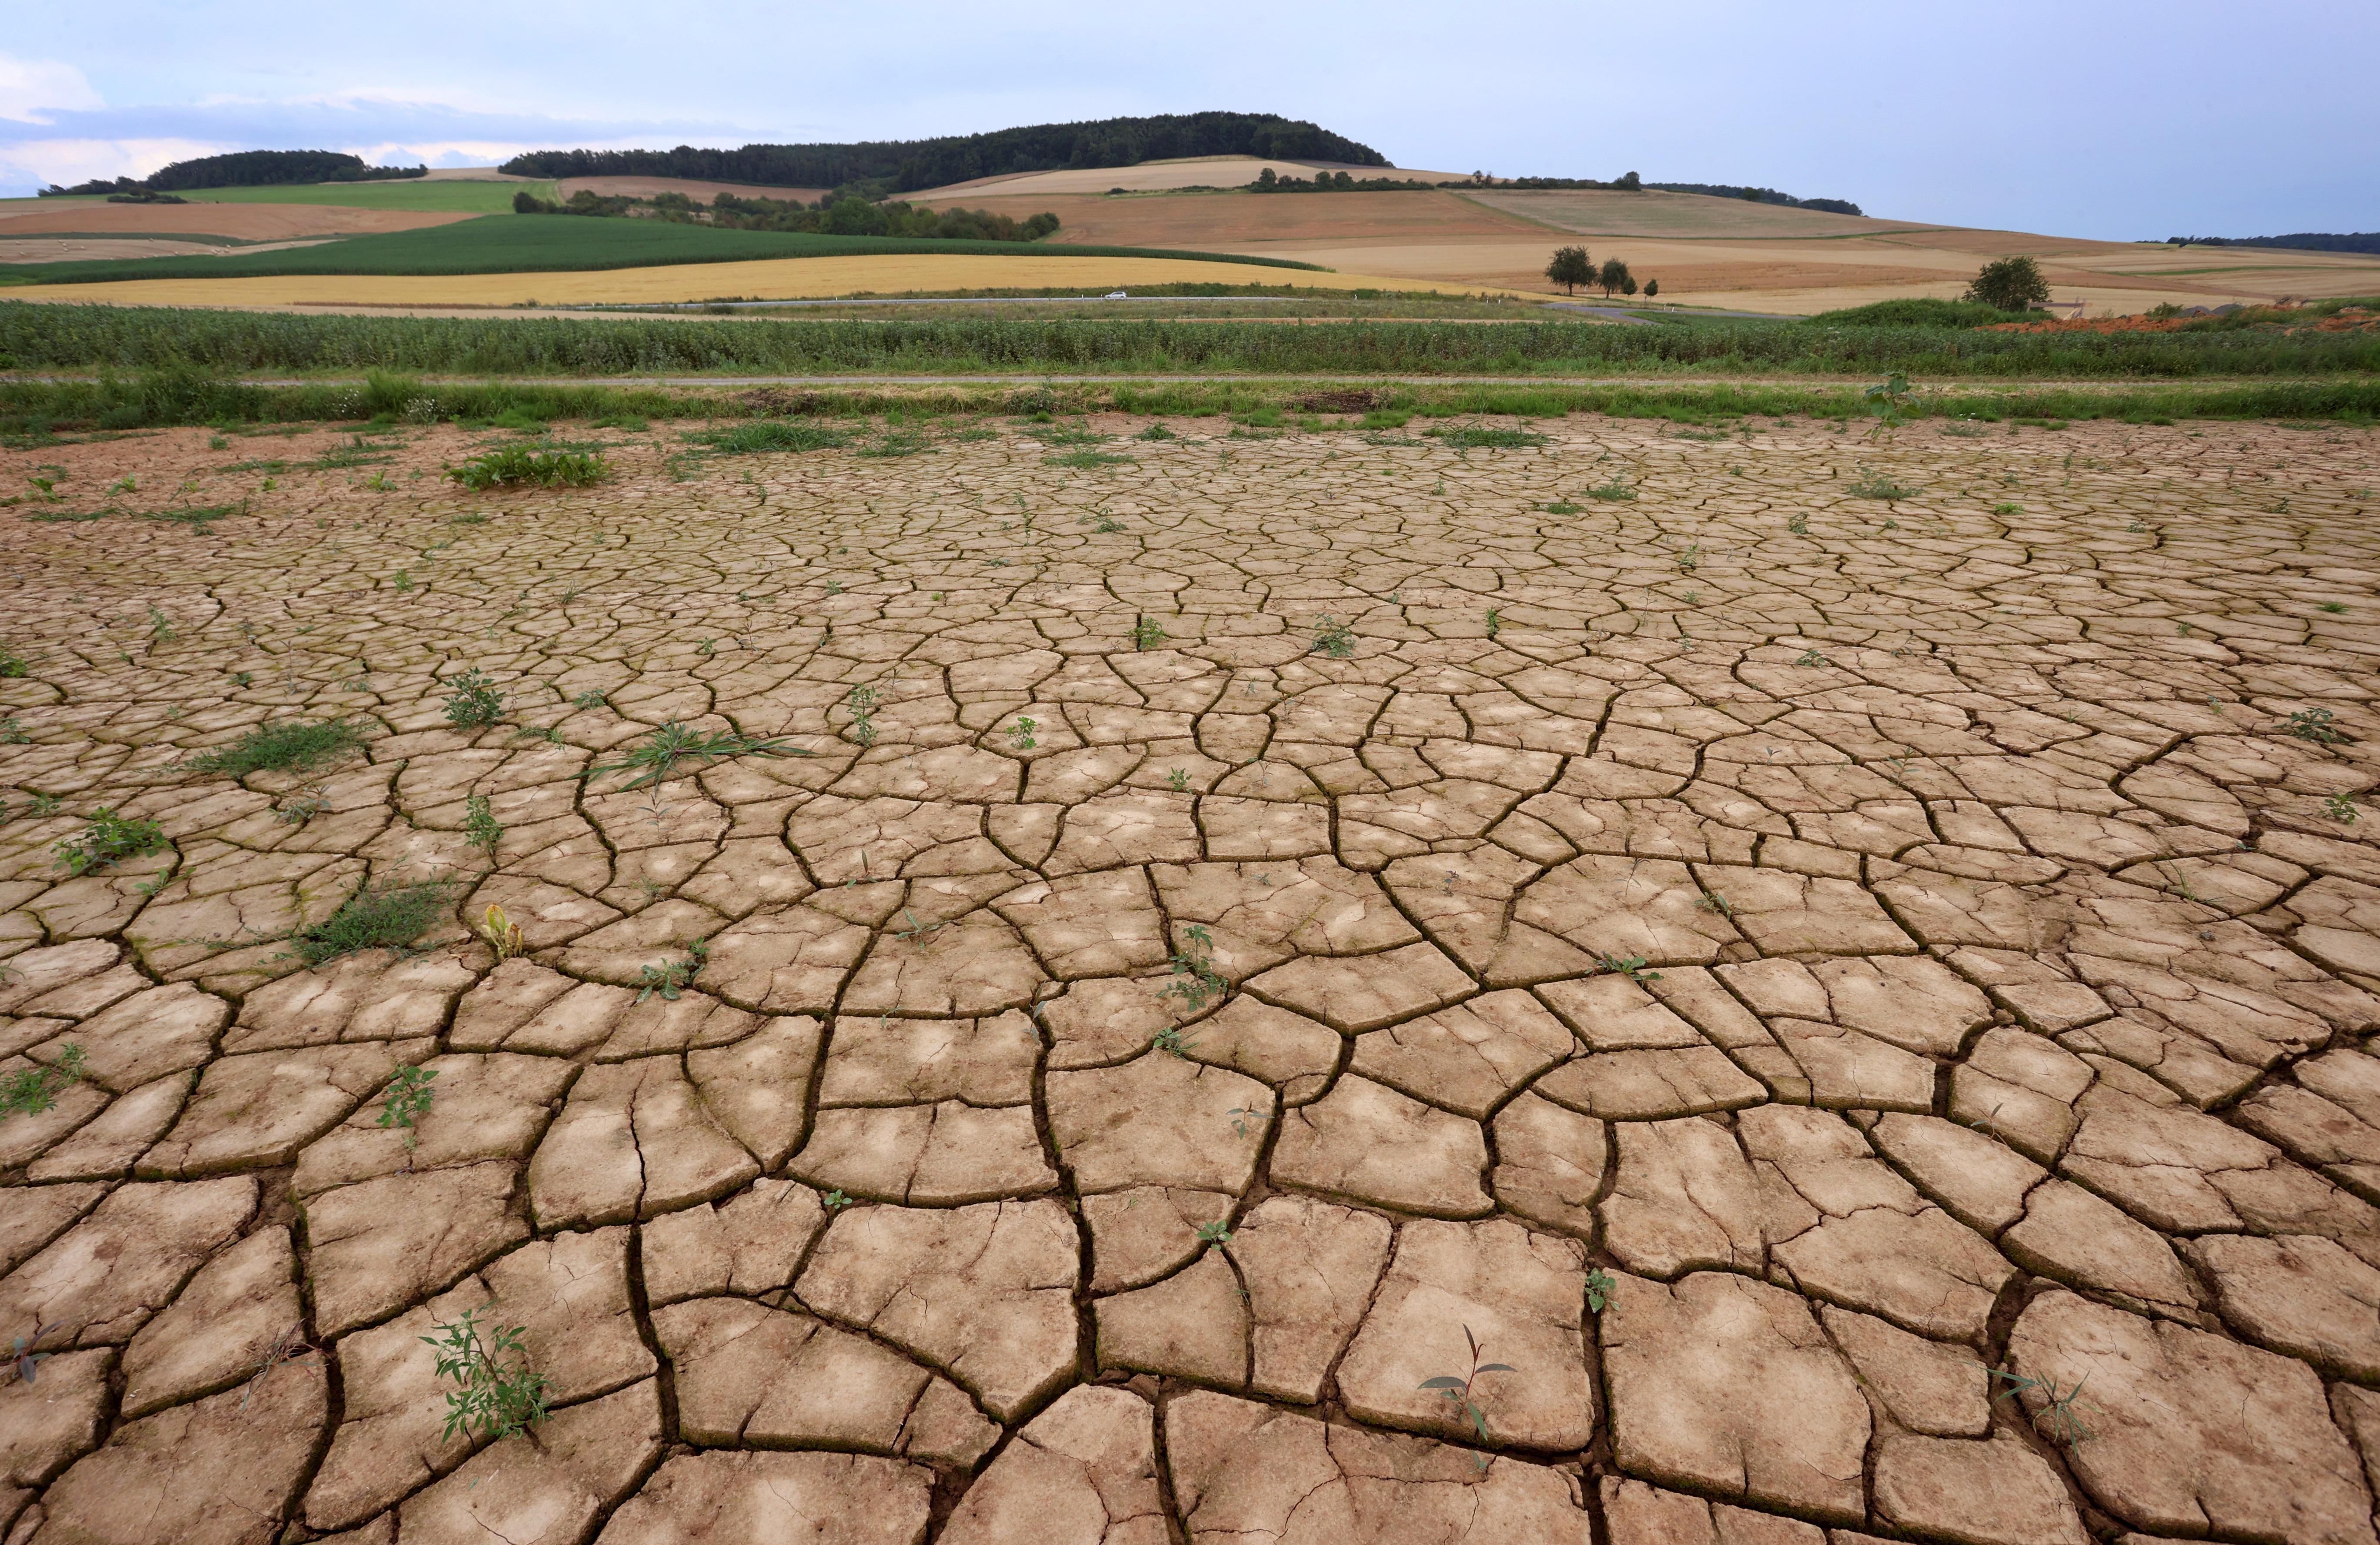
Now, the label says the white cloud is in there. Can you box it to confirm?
[0,136,226,191]
[0,55,105,125]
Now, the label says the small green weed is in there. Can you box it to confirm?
[2288,707,2346,744]
[1165,767,1193,792]
[585,722,808,790]
[1584,477,1636,501]
[1419,1326,1517,1471]
[1596,953,1661,985]
[1007,717,1038,751]
[1795,649,1833,667]
[571,689,608,710]
[1152,1024,1198,1059]
[1862,370,1917,434]
[1484,608,1502,639]
[377,1064,437,1151]
[1585,1268,1616,1312]
[685,421,852,455]
[0,1045,87,1122]
[1157,923,1226,1013]
[2319,601,2347,614]
[2324,793,2359,824]
[1982,1365,2098,1446]
[1046,450,1135,468]
[635,957,695,1002]
[1994,502,2023,515]
[1786,514,1808,535]
[7,1323,62,1385]
[54,809,168,875]
[1847,468,1917,500]
[0,644,25,679]
[184,718,364,779]
[1539,499,1583,514]
[423,1307,553,1443]
[1133,617,1169,650]
[463,795,503,855]
[1194,1220,1233,1246]
[1310,616,1357,658]
[1136,423,1177,441]
[857,430,935,459]
[442,669,504,727]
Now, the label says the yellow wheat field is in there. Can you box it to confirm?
[2,253,1538,310]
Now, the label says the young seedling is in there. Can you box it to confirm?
[1007,717,1038,750]
[1584,477,1636,502]
[0,644,27,679]
[1786,514,1808,535]
[0,1046,87,1122]
[892,909,945,948]
[1418,1325,1518,1471]
[1675,544,1699,574]
[1194,1220,1233,1246]
[378,1064,437,1155]
[1227,1105,1259,1139]
[846,684,880,746]
[1862,371,1916,435]
[1152,1025,1197,1059]
[1166,767,1192,792]
[6,1323,62,1385]
[2325,793,2360,824]
[476,903,527,960]
[1484,608,1502,639]
[422,1306,554,1443]
[1795,649,1832,668]
[1981,1365,2099,1446]
[636,943,707,1001]
[1596,953,1661,985]
[1695,891,1734,917]
[1132,617,1169,650]
[2320,601,2348,614]
[2288,707,2346,744]
[53,809,168,876]
[1585,1269,1616,1312]
[1310,617,1356,659]
[572,689,608,710]
[463,796,503,856]
[443,669,504,728]
[1847,468,1917,500]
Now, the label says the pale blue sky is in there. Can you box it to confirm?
[4,0,2372,239]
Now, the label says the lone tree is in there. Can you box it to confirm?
[1964,255,2051,313]
[1545,245,1594,294]
[1597,258,1633,298]
[1644,278,1659,298]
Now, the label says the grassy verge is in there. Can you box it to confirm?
[3,301,2371,378]
[3,368,2373,445]
[0,217,1324,285]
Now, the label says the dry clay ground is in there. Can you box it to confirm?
[1,409,2379,1545]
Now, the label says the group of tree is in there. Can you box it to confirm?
[2164,231,2380,256]
[1647,182,1862,217]
[1544,246,1655,298]
[498,112,1385,195]
[1962,255,2052,312]
[1247,168,1441,193]
[513,187,1059,241]
[40,148,425,197]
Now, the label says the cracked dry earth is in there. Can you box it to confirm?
[0,410,2378,1545]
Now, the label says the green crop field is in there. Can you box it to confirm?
[0,215,1324,285]
[173,178,551,213]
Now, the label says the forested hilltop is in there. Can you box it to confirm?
[498,112,1387,193]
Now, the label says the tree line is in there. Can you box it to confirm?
[1544,247,1656,299]
[2165,232,2380,256]
[40,149,425,197]
[498,112,1387,194]
[1648,182,1863,217]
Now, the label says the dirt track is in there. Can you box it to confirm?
[3,412,2379,1543]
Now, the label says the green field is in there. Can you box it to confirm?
[0,215,1325,284]
[173,178,549,213]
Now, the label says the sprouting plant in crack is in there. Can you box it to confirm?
[1195,1220,1233,1247]
[1786,514,1808,535]
[1007,717,1038,751]
[423,1306,553,1443]
[1227,1105,1260,1140]
[1794,649,1832,668]
[1419,1325,1518,1471]
[442,668,503,728]
[2325,793,2360,824]
[1151,1025,1198,1059]
[1596,953,1661,986]
[242,1325,325,1408]
[476,903,527,961]
[0,1046,86,1123]
[1157,923,1226,1014]
[821,1189,854,1211]
[1133,616,1169,650]
[1979,1364,2099,1446]
[1584,1269,1616,1312]
[845,684,880,746]
[462,795,503,857]
[1309,616,1356,659]
[6,1323,62,1385]
[636,956,696,1003]
[1484,608,1502,640]
[583,721,806,791]
[892,909,946,949]
[1695,891,1734,918]
[571,689,608,710]
[1166,767,1192,792]
[378,1064,437,1154]
[2287,706,2346,745]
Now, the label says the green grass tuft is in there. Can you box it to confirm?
[448,445,607,491]
[682,421,852,454]
[293,880,457,964]
[184,718,365,778]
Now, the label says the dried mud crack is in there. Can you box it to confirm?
[2,410,2378,1544]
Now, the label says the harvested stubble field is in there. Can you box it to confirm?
[2,408,2380,1545]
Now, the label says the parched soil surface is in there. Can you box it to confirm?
[3,412,2380,1544]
